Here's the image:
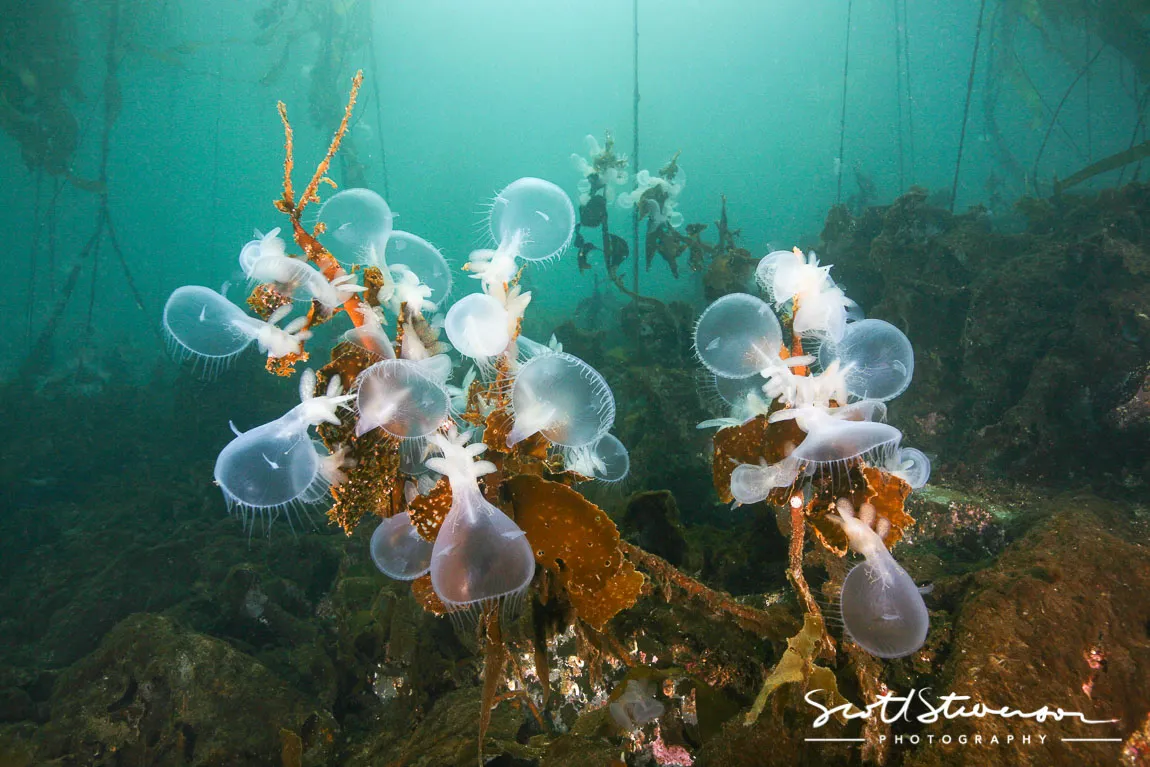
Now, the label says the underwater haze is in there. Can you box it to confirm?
[3,0,1150,765]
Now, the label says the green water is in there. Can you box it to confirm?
[2,2,1148,766]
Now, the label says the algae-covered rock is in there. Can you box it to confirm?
[821,184,1150,492]
[903,497,1150,767]
[34,613,336,766]
[345,686,540,767]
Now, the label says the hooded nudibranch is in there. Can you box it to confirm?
[889,446,931,489]
[784,405,902,478]
[382,230,452,310]
[833,498,929,658]
[354,358,451,440]
[818,318,914,402]
[506,352,616,448]
[565,433,630,483]
[238,228,366,311]
[489,177,576,263]
[370,511,433,580]
[426,429,535,616]
[162,285,310,378]
[316,187,394,265]
[214,369,353,532]
[443,293,511,364]
[694,293,783,379]
[756,248,856,342]
[729,456,801,505]
[609,679,665,731]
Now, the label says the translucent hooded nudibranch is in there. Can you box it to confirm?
[887,446,931,489]
[238,228,366,311]
[818,318,914,402]
[729,457,801,506]
[162,285,310,377]
[381,230,452,310]
[489,177,576,263]
[214,369,353,532]
[782,403,902,480]
[693,292,783,379]
[371,511,433,581]
[316,187,394,265]
[470,177,576,289]
[756,248,854,343]
[426,428,535,616]
[565,433,630,483]
[832,498,929,658]
[443,293,511,368]
[609,679,665,731]
[506,352,616,449]
[355,357,452,470]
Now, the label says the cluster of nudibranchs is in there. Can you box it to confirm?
[695,248,931,659]
[161,178,629,618]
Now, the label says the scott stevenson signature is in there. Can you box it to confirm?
[805,688,1120,729]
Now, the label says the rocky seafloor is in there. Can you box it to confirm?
[2,186,1150,766]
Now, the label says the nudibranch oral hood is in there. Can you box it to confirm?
[316,187,394,264]
[506,352,616,449]
[382,230,452,310]
[354,357,451,440]
[818,318,914,402]
[370,511,433,581]
[489,177,576,263]
[162,285,256,379]
[888,446,931,489]
[566,432,631,483]
[693,292,783,379]
[443,293,511,364]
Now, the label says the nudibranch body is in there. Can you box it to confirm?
[729,457,801,506]
[757,248,854,343]
[889,446,931,489]
[566,432,631,483]
[355,356,452,476]
[609,679,665,731]
[426,429,535,616]
[240,228,367,311]
[571,133,629,206]
[784,405,902,478]
[832,498,929,658]
[468,228,526,292]
[617,164,686,230]
[383,230,452,310]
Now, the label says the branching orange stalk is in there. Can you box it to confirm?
[270,71,391,360]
